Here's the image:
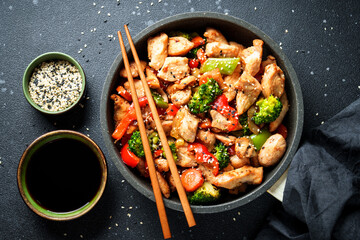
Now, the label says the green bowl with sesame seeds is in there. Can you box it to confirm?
[23,52,86,114]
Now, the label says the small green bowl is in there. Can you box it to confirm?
[17,130,107,221]
[23,52,86,115]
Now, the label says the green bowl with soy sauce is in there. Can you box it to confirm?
[23,52,86,115]
[17,130,107,221]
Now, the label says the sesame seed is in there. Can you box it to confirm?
[28,60,82,112]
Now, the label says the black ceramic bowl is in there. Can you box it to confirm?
[100,12,304,213]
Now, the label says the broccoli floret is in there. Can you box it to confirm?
[252,95,283,125]
[187,47,201,59]
[239,113,251,136]
[188,78,222,114]
[148,131,161,152]
[168,31,192,40]
[162,141,178,161]
[168,31,199,41]
[128,131,145,158]
[188,182,221,204]
[214,143,230,170]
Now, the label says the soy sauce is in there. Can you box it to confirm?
[26,138,101,213]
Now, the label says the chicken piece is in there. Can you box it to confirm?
[223,64,241,101]
[124,79,145,98]
[191,67,201,79]
[199,68,227,90]
[170,106,200,142]
[261,63,285,98]
[228,183,247,195]
[143,106,158,131]
[161,120,173,136]
[145,66,160,89]
[170,89,192,108]
[147,118,172,135]
[205,42,239,58]
[235,137,256,159]
[136,158,149,178]
[203,27,228,44]
[258,134,286,167]
[156,171,170,198]
[235,71,262,115]
[147,33,168,71]
[126,124,138,135]
[221,163,235,172]
[230,154,250,169]
[157,57,190,82]
[260,55,276,74]
[156,87,169,104]
[269,92,289,132]
[250,154,261,167]
[229,41,245,58]
[214,133,236,146]
[241,39,263,76]
[167,173,177,192]
[166,76,197,94]
[168,36,195,56]
[111,94,130,126]
[198,164,216,184]
[176,144,198,168]
[196,130,216,152]
[119,60,147,78]
[212,166,263,189]
[210,110,233,132]
[155,158,169,172]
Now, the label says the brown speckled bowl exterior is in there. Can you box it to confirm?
[100,12,304,213]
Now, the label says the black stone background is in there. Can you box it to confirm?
[0,0,359,239]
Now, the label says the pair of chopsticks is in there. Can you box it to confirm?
[117,25,196,239]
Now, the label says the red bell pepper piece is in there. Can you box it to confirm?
[228,145,236,156]
[212,94,239,131]
[189,58,199,69]
[120,142,141,168]
[112,97,148,140]
[188,143,219,176]
[165,104,179,117]
[191,36,206,48]
[199,118,212,130]
[153,149,163,158]
[116,85,132,101]
[196,48,207,65]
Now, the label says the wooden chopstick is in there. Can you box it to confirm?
[123,24,196,228]
[117,30,171,239]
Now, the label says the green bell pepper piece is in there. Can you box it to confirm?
[200,58,240,75]
[151,90,169,109]
[250,129,271,150]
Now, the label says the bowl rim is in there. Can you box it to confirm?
[100,12,304,213]
[22,52,86,115]
[17,130,107,221]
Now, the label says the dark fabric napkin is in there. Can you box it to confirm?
[256,98,360,240]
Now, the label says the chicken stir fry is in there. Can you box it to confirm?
[111,28,289,204]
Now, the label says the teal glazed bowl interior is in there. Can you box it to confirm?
[23,52,86,115]
[100,12,304,213]
[17,130,107,221]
